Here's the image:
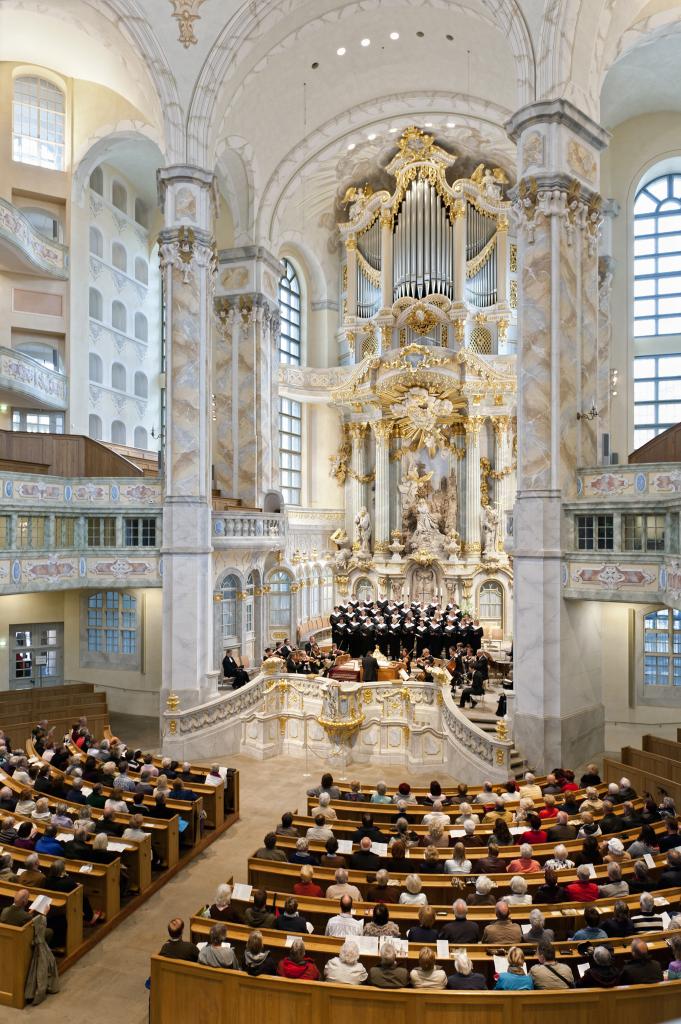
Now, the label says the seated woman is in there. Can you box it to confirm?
[573,835,604,868]
[407,905,438,944]
[208,883,241,923]
[242,929,278,976]
[506,875,532,905]
[364,901,400,938]
[277,937,320,980]
[495,946,533,990]
[418,846,443,875]
[370,781,392,804]
[294,864,324,899]
[468,875,497,906]
[198,923,240,969]
[324,939,368,985]
[627,824,660,860]
[444,842,472,875]
[492,819,512,847]
[409,947,447,989]
[13,821,36,850]
[399,874,427,906]
[446,950,488,990]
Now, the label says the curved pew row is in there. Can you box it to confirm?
[150,957,681,1024]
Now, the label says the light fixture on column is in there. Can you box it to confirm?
[610,368,619,397]
[576,403,599,421]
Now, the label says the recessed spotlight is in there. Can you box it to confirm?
[347,143,356,150]
[446,34,454,41]
[390,31,399,40]
[447,121,456,128]
[416,31,425,38]
[336,47,346,56]
[424,122,432,127]
[389,127,399,133]
[361,37,371,46]
[367,133,376,140]
[311,61,319,69]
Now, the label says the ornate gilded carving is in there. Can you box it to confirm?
[509,243,518,273]
[510,280,518,309]
[168,0,207,48]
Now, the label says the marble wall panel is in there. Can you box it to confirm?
[580,242,599,470]
[517,223,552,490]
[558,222,579,492]
[169,266,202,498]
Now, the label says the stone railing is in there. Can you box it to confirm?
[278,364,355,395]
[0,198,69,278]
[0,347,68,409]
[212,510,285,543]
[161,667,514,780]
[561,552,681,605]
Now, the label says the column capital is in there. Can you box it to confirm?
[463,415,485,439]
[157,164,217,229]
[370,419,393,442]
[348,421,369,440]
[490,415,512,440]
[505,99,610,151]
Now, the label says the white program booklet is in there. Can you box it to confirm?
[643,853,656,870]
[577,962,589,979]
[232,883,252,902]
[107,842,128,852]
[370,842,388,856]
[436,940,450,958]
[337,839,353,855]
[356,936,379,955]
[79,864,93,874]
[29,895,51,915]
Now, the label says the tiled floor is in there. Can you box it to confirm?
[5,734,462,1023]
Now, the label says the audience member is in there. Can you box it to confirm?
[324,939,368,985]
[158,918,199,962]
[495,946,533,990]
[325,895,362,937]
[409,947,447,989]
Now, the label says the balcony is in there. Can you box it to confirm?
[0,199,68,278]
[0,348,68,410]
[212,510,285,550]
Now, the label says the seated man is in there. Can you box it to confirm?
[253,832,288,862]
[325,895,363,937]
[159,917,199,961]
[438,899,480,943]
[618,938,663,985]
[326,868,361,902]
[529,941,575,990]
[222,650,249,689]
[349,835,381,872]
[481,900,523,944]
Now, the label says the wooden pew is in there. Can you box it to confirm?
[149,956,681,1024]
[8,808,151,895]
[198,886,681,942]
[0,878,82,958]
[621,746,681,787]
[0,919,35,1009]
[0,764,179,870]
[65,739,224,831]
[642,735,681,764]
[187,915,681,982]
[246,853,671,905]
[6,844,119,921]
[604,756,681,810]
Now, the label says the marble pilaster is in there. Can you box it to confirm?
[492,416,515,520]
[505,100,610,769]
[462,417,483,555]
[157,165,219,712]
[371,420,392,557]
[348,422,369,542]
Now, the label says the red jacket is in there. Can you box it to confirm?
[521,829,548,845]
[277,957,320,980]
[293,881,324,899]
[565,880,599,902]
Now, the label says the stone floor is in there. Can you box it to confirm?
[5,726,462,1023]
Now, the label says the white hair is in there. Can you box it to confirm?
[554,844,568,860]
[215,883,232,906]
[510,875,528,894]
[318,792,331,807]
[640,892,655,913]
[339,939,360,965]
[524,772,535,783]
[529,908,544,928]
[454,951,473,976]
[475,875,494,895]
[519,843,533,858]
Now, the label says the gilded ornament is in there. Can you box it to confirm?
[509,244,518,273]
[510,280,518,309]
[497,319,509,342]
[168,0,207,48]
[363,689,373,704]
[166,692,180,713]
[405,304,439,336]
[495,748,505,765]
[168,720,177,735]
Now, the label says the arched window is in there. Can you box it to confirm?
[12,75,65,171]
[89,226,103,258]
[643,608,681,687]
[89,414,102,440]
[479,580,503,627]
[134,312,148,342]
[279,397,302,504]
[112,242,127,273]
[634,173,681,338]
[88,353,103,383]
[134,257,148,285]
[133,426,148,450]
[134,371,148,398]
[321,568,334,613]
[356,578,374,604]
[134,198,148,228]
[269,571,292,629]
[278,258,301,365]
[111,181,127,214]
[112,301,127,333]
[245,571,256,637]
[221,573,240,647]
[111,420,126,445]
[111,362,126,391]
[89,167,104,195]
[89,287,103,321]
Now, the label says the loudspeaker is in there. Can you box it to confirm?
[601,432,610,460]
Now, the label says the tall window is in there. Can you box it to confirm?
[245,572,256,637]
[89,353,103,384]
[321,568,334,613]
[111,420,126,445]
[12,75,65,171]
[269,571,292,629]
[221,574,240,647]
[643,609,681,687]
[479,580,503,627]
[634,353,681,447]
[90,167,103,195]
[279,397,302,504]
[634,174,681,337]
[89,288,103,321]
[575,514,614,551]
[278,259,301,364]
[12,410,63,433]
[87,591,137,654]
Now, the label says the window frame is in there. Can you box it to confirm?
[83,590,139,667]
[123,517,156,547]
[12,74,65,172]
[221,573,241,648]
[86,516,116,547]
[634,173,681,338]
[278,258,302,365]
[268,570,292,631]
[633,353,681,448]
[574,514,614,551]
[278,396,302,505]
[634,606,681,706]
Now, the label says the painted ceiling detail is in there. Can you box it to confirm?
[168,0,207,48]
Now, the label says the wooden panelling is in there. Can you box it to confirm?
[629,422,681,463]
[0,429,144,477]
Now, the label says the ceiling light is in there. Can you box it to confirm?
[390,32,399,40]
[336,47,346,56]
[424,122,432,127]
[361,37,370,46]
[367,133,376,141]
[347,143,356,150]
[389,127,399,133]
[447,121,456,128]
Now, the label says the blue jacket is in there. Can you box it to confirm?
[495,971,533,990]
[35,836,65,856]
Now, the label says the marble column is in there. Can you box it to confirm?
[450,430,466,541]
[347,422,369,544]
[492,415,515,520]
[505,100,610,770]
[597,200,619,463]
[213,247,281,506]
[371,420,392,558]
[462,416,484,556]
[157,165,218,711]
[380,213,393,311]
